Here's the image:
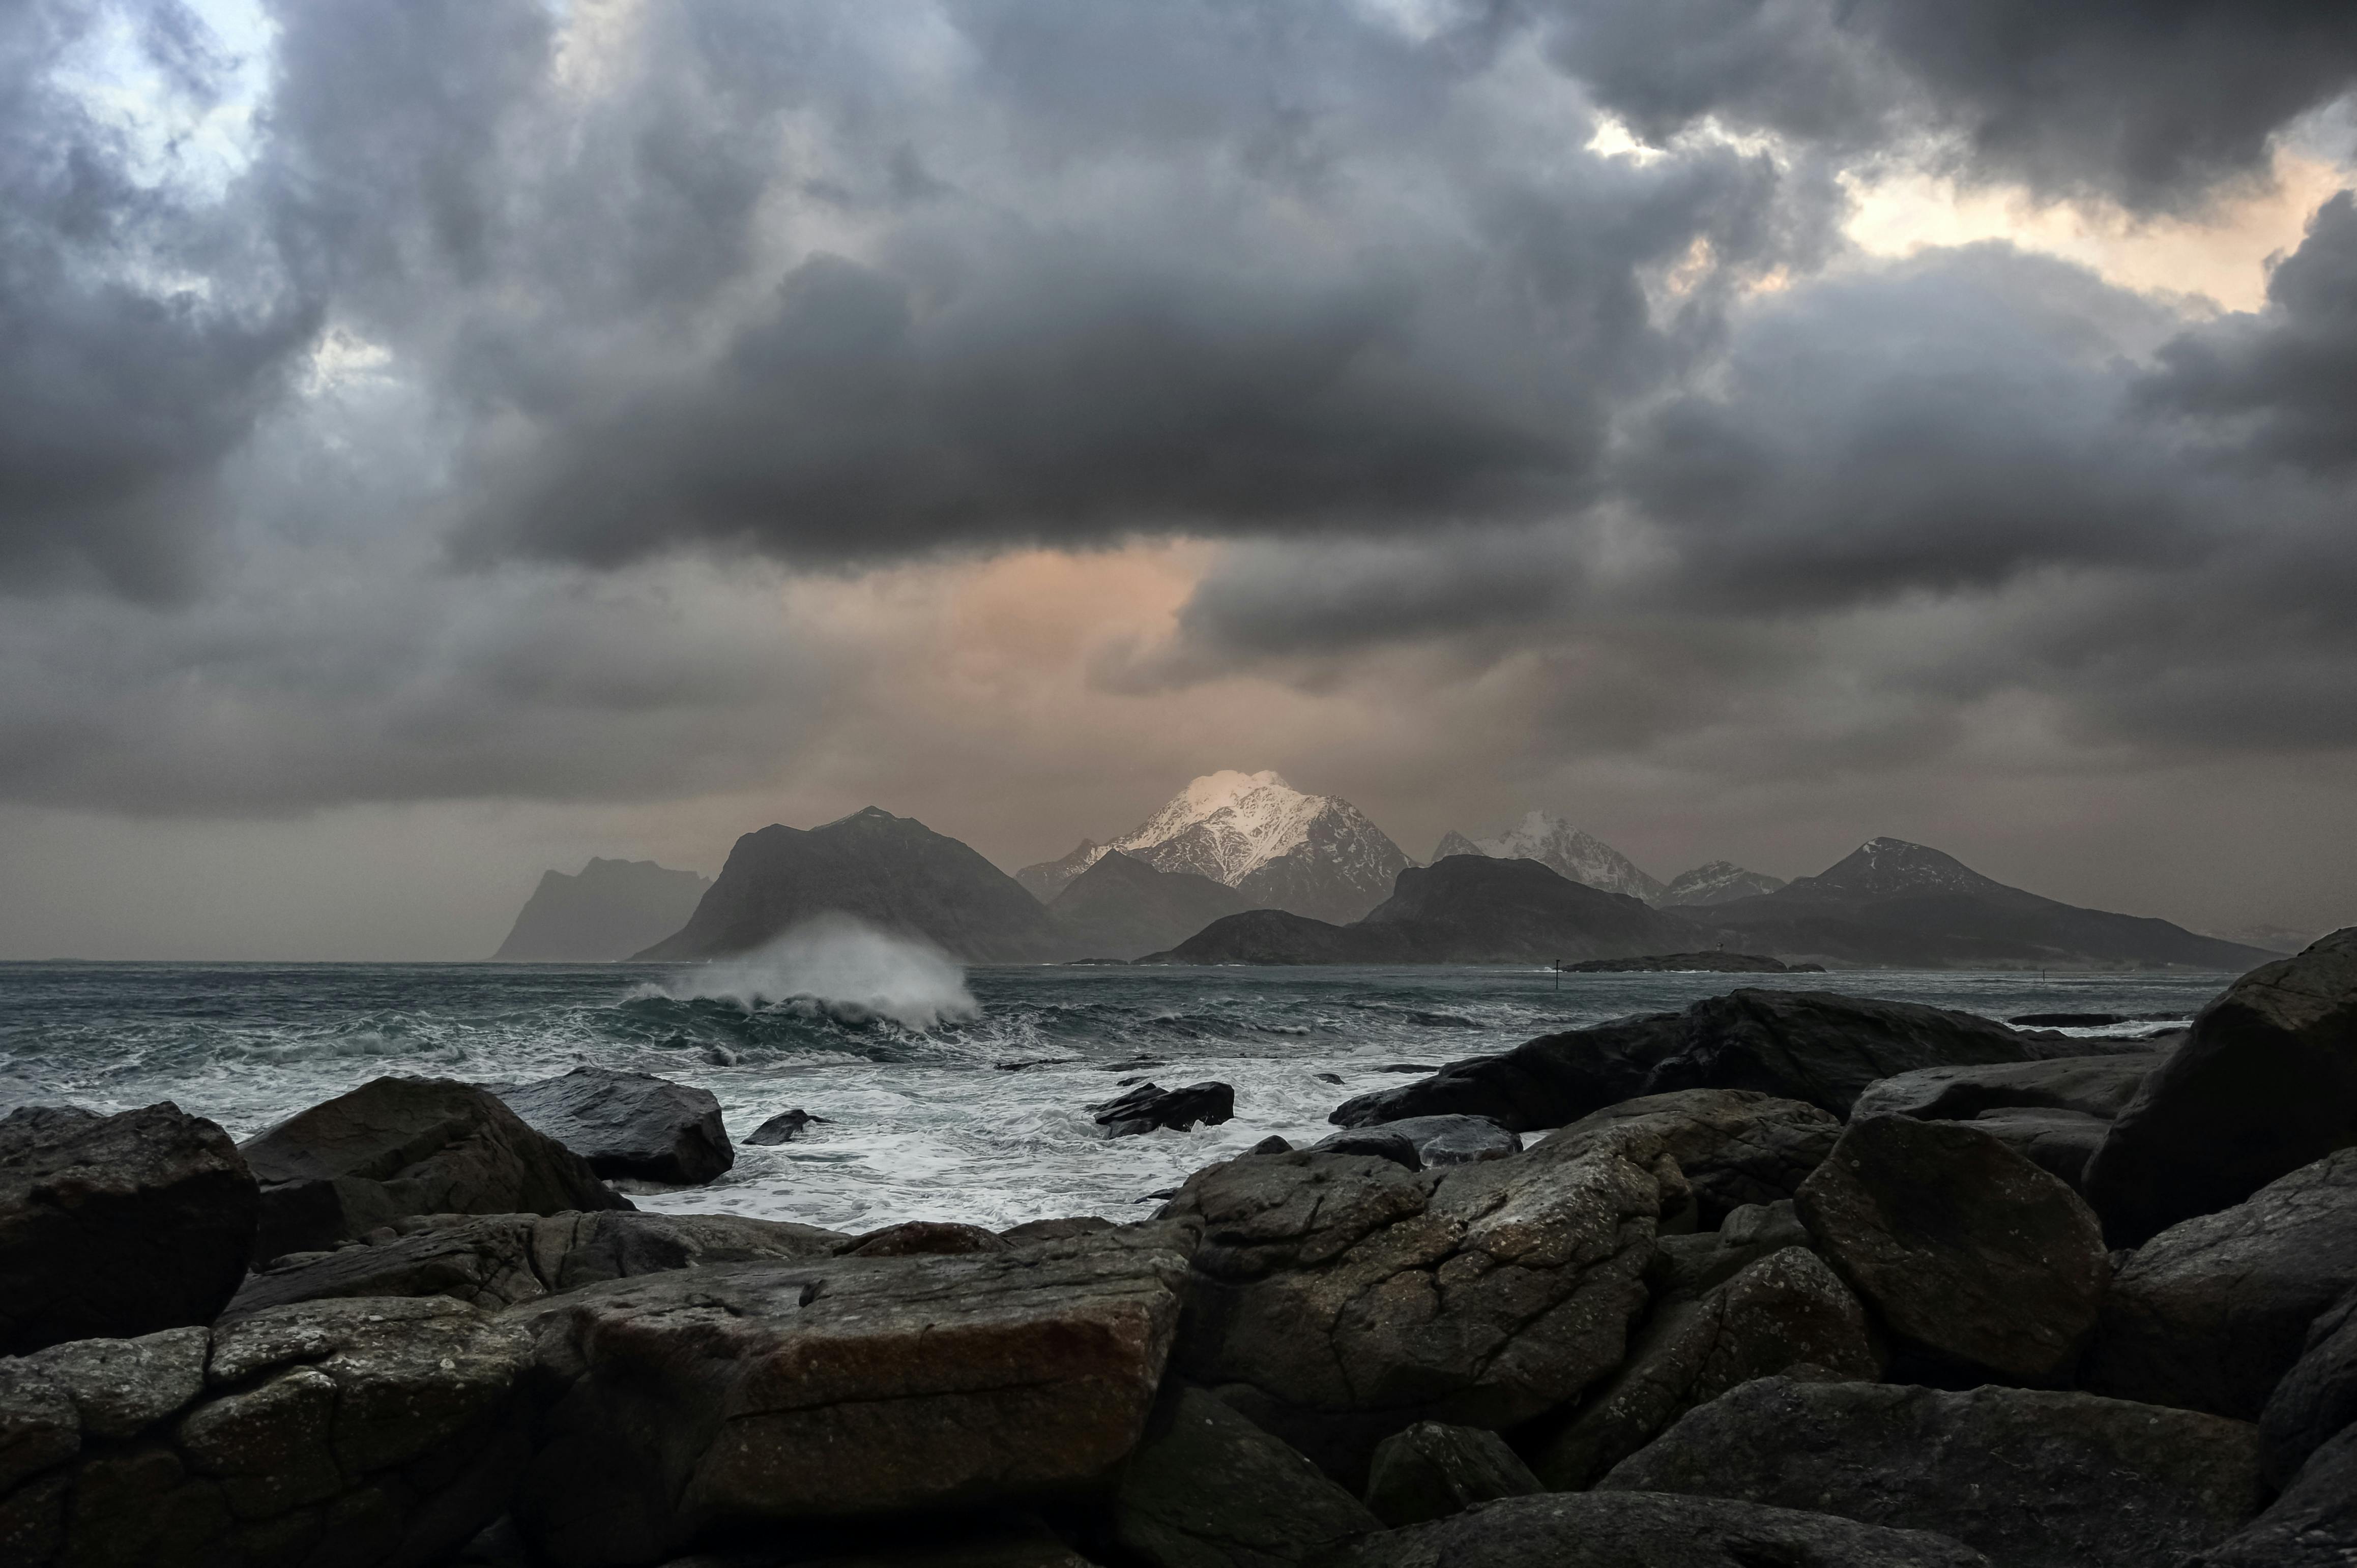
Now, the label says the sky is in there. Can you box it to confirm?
[3,0,2355,960]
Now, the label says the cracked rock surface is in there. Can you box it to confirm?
[1599,1375,2263,1568]
[1160,1129,1675,1484]
[0,1295,533,1568]
[510,1222,1195,1568]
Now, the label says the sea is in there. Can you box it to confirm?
[0,930,2228,1235]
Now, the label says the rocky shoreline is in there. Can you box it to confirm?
[3,930,2352,1567]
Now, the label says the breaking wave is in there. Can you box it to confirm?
[657,916,979,1030]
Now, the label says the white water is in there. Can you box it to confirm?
[652,916,978,1031]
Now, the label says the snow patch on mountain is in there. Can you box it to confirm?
[1432,812,1664,901]
[1105,770,1410,924]
[1657,860,1787,907]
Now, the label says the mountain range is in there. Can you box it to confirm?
[1020,770,1409,926]
[501,771,2288,970]
[1144,854,1705,964]
[492,859,709,961]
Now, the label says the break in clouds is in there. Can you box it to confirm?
[3,0,2355,920]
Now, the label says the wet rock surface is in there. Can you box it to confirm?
[239,1077,630,1262]
[224,1209,852,1319]
[2085,926,2357,1247]
[1314,1116,1521,1168]
[1093,1082,1236,1137]
[511,1223,1194,1567]
[493,1069,734,1186]
[1108,1385,1380,1568]
[1361,1421,1541,1528]
[0,1295,534,1568]
[1795,1115,2107,1384]
[1853,1053,2159,1122]
[0,1103,260,1354]
[1535,1089,1840,1227]
[742,1108,824,1146]
[1531,1246,1881,1489]
[1599,1375,2264,1568]
[1160,1132,1671,1483]
[2088,1147,2357,1418]
[1329,1491,1995,1568]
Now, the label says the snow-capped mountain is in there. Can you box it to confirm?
[1431,812,1664,901]
[1014,839,1109,903]
[1106,770,1410,925]
[1656,860,1788,907]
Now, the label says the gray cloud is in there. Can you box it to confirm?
[1539,0,2357,210]
[0,0,319,599]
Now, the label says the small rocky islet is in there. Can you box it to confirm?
[3,932,2354,1567]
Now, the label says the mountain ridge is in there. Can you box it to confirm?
[1099,770,1410,925]
[1431,812,1664,901]
[493,859,709,962]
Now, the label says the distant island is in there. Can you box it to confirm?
[493,859,709,962]
[1560,953,1826,973]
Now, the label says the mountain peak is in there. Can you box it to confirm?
[1796,837,2005,899]
[1436,812,1663,901]
[1104,770,1408,923]
[1657,861,1787,906]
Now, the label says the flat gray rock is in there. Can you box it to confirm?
[1598,1376,2263,1568]
[1328,1491,1993,1567]
[511,1223,1194,1566]
[1536,1089,1841,1227]
[1958,1107,2110,1191]
[224,1209,851,1319]
[2088,1147,2357,1418]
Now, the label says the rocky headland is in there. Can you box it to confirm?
[3,928,2352,1566]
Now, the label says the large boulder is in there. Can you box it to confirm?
[1161,1132,1676,1485]
[1107,1385,1381,1568]
[1853,1053,2159,1122]
[2087,1148,2357,1418]
[1330,991,2036,1131]
[224,1209,851,1319]
[1951,1107,2111,1192]
[492,1068,733,1185]
[1327,1491,1994,1568]
[1361,1422,1540,1528]
[1599,1376,2264,1568]
[1795,1115,2107,1384]
[511,1223,1194,1567]
[1327,1014,1686,1131]
[0,1295,533,1568]
[0,1103,259,1354]
[1313,1117,1521,1168]
[2184,1423,2357,1567]
[1530,1246,1880,1489]
[1092,1083,1235,1137]
[2084,927,2357,1247]
[1638,991,2040,1116]
[239,1077,631,1262]
[2260,1285,2357,1488]
[1536,1089,1840,1227]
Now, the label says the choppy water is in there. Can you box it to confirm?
[0,952,2226,1233]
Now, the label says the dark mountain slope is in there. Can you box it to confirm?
[1144,855,1708,964]
[1702,838,2279,970]
[493,859,709,961]
[1047,850,1255,961]
[633,808,1064,963]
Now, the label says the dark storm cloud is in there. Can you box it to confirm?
[0,0,318,599]
[1538,0,2357,210]
[2143,192,2357,471]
